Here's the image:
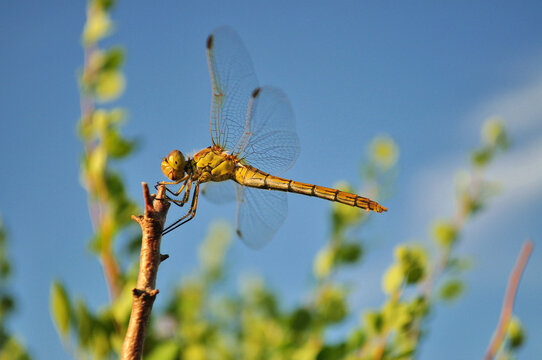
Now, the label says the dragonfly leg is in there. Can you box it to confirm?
[162,181,201,236]
[156,175,189,196]
[181,176,194,203]
[155,176,191,207]
[166,177,194,208]
[157,176,188,186]
[165,196,187,207]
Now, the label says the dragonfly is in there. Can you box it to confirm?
[158,26,387,248]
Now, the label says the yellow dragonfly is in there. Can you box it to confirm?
[159,26,387,248]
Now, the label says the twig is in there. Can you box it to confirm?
[483,240,533,360]
[121,183,170,360]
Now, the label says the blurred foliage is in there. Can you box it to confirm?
[491,316,526,360]
[0,219,31,360]
[78,0,138,289]
[50,0,139,357]
[48,1,530,359]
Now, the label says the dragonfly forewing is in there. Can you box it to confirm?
[207,27,259,151]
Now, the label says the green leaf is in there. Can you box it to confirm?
[316,343,347,360]
[390,348,416,359]
[104,171,139,228]
[104,130,137,158]
[0,295,15,320]
[104,171,124,197]
[395,245,427,285]
[74,299,94,348]
[0,337,31,360]
[346,329,366,349]
[50,281,71,337]
[408,296,429,318]
[446,256,472,274]
[439,279,464,302]
[364,311,384,335]
[146,341,180,360]
[96,0,115,10]
[471,147,493,168]
[507,317,525,349]
[289,307,312,332]
[316,287,348,324]
[102,46,125,71]
[111,282,136,325]
[0,220,11,279]
[0,256,11,280]
[336,242,363,264]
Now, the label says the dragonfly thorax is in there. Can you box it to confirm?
[193,147,237,181]
[161,150,187,181]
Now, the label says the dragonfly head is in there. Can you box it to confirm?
[161,150,186,180]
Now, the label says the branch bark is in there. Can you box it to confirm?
[121,183,170,360]
[483,240,533,360]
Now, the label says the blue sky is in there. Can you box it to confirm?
[1,1,542,359]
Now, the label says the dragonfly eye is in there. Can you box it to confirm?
[167,150,186,170]
[161,150,186,180]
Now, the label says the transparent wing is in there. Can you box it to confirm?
[201,181,237,204]
[207,26,259,151]
[234,86,300,175]
[235,183,288,249]
[206,28,299,248]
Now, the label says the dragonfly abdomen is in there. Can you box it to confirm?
[234,165,387,213]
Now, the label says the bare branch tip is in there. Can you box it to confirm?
[131,214,143,224]
[156,184,167,199]
[160,254,170,262]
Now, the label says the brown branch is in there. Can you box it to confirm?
[121,183,170,360]
[483,240,533,360]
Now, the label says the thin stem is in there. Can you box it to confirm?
[79,4,121,300]
[423,167,485,297]
[121,183,170,360]
[483,240,533,360]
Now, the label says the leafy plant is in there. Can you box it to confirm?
[0,219,31,360]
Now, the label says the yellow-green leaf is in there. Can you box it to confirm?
[50,281,71,337]
[431,219,457,247]
[146,341,180,360]
[507,317,525,349]
[313,246,335,280]
[95,70,125,102]
[82,8,112,45]
[482,117,508,149]
[382,263,404,295]
[439,279,464,302]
